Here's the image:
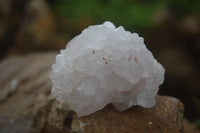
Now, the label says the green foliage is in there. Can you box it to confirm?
[191,96,200,127]
[51,0,166,31]
[49,0,200,32]
[168,0,200,17]
[192,119,200,128]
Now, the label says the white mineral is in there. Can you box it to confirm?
[50,21,165,117]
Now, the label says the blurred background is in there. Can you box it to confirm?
[0,0,200,129]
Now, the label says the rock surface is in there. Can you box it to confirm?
[0,52,183,133]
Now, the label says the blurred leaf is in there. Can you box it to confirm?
[50,0,166,31]
[192,119,200,128]
[192,95,200,113]
[168,0,200,17]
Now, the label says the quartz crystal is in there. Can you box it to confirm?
[50,21,165,117]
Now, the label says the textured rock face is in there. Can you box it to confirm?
[50,21,165,117]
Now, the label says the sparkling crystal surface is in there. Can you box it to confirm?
[50,21,165,117]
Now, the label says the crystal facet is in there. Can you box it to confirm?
[50,21,165,117]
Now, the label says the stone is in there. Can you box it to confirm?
[0,53,183,133]
[35,96,184,133]
[50,21,165,117]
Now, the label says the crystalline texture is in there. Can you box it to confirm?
[50,21,165,117]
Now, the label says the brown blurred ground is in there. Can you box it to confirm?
[184,119,200,133]
[0,0,200,131]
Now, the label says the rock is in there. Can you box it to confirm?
[0,52,184,133]
[0,0,64,58]
[50,21,165,117]
[0,53,55,133]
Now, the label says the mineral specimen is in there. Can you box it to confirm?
[50,21,165,117]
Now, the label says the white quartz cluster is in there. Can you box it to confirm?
[50,21,165,117]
